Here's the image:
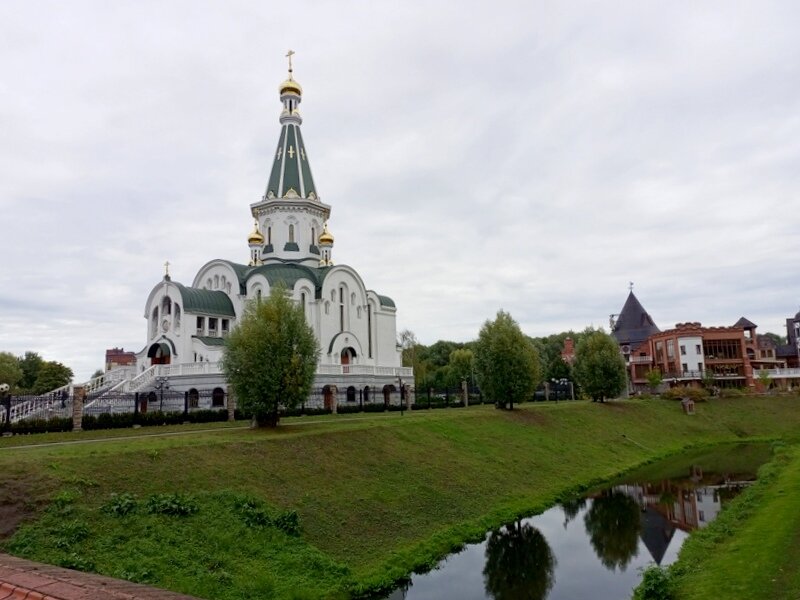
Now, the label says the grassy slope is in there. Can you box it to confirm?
[668,444,800,600]
[2,397,799,599]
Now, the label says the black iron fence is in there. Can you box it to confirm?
[2,380,579,435]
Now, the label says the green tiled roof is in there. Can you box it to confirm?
[175,283,236,317]
[378,294,396,308]
[265,123,317,199]
[193,336,226,346]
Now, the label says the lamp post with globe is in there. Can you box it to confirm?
[1,383,11,434]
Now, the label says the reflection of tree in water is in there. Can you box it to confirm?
[583,490,641,571]
[483,520,556,600]
[560,496,587,528]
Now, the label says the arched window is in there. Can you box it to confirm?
[151,307,159,338]
[267,226,272,245]
[347,386,356,403]
[174,304,181,331]
[161,296,172,315]
[188,388,199,408]
[206,278,212,289]
[212,387,225,407]
[339,287,345,332]
[256,288,262,300]
[300,292,306,316]
[363,386,370,403]
[311,226,316,243]
[351,293,356,305]
[221,275,227,289]
[289,224,295,243]
[214,275,219,289]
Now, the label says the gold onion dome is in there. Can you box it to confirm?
[318,223,334,245]
[248,222,264,244]
[280,77,302,96]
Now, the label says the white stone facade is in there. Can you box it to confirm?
[133,64,410,400]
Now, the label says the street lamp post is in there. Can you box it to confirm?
[154,376,170,412]
[0,383,10,434]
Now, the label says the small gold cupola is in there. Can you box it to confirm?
[248,221,264,266]
[318,221,334,266]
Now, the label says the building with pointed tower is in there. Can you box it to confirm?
[133,56,412,408]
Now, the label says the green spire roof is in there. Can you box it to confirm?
[264,70,318,200]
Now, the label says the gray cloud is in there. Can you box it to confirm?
[1,1,799,380]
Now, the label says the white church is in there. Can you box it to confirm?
[132,57,412,408]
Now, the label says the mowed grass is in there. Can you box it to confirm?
[2,396,800,598]
[668,443,800,600]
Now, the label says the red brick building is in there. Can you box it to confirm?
[105,347,136,371]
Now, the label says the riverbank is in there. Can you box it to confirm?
[662,442,800,599]
[1,396,799,599]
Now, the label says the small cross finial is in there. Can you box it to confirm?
[164,260,170,277]
[629,281,634,292]
[286,49,295,75]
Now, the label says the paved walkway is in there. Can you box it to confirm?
[0,554,199,599]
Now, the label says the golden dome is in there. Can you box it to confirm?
[279,77,302,96]
[248,222,265,245]
[318,222,334,245]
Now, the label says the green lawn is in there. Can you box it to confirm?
[2,396,800,599]
[667,443,800,600]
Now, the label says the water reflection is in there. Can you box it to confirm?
[582,490,640,571]
[483,521,555,600]
[383,444,767,600]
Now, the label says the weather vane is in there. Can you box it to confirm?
[286,49,295,76]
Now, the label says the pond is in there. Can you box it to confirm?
[383,443,772,600]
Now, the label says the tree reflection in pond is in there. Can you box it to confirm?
[583,490,641,571]
[483,520,556,600]
[560,496,587,528]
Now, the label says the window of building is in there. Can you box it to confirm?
[208,317,218,335]
[667,340,675,359]
[680,345,686,355]
[221,319,229,336]
[682,363,688,372]
[300,292,306,316]
[267,226,272,245]
[188,388,199,408]
[367,304,373,358]
[696,344,702,354]
[196,316,204,335]
[311,227,316,242]
[289,224,295,243]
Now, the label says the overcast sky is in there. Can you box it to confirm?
[2,1,799,381]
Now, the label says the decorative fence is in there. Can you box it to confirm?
[1,380,578,435]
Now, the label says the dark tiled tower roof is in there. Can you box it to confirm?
[733,316,757,329]
[612,291,660,348]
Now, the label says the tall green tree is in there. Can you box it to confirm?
[18,351,43,391]
[474,310,541,409]
[574,330,626,402]
[447,348,475,388]
[223,283,319,427]
[0,352,23,391]
[32,361,73,394]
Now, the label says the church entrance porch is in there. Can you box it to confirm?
[340,348,356,373]
[147,342,172,366]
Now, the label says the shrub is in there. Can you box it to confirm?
[274,510,301,536]
[661,387,709,402]
[233,496,272,528]
[145,493,198,516]
[11,417,72,435]
[634,565,672,599]
[103,493,139,517]
[54,520,90,549]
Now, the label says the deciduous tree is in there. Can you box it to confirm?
[223,283,319,427]
[574,330,626,402]
[0,352,23,391]
[474,310,541,409]
[32,361,73,394]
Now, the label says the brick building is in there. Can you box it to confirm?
[105,347,136,371]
